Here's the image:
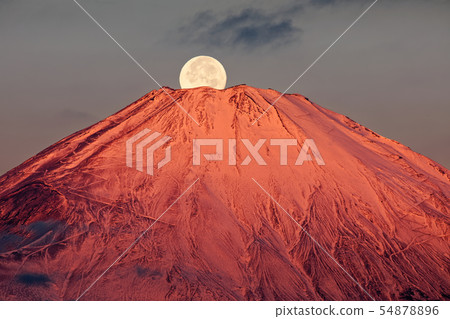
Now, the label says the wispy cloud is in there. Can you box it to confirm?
[309,0,363,6]
[310,0,338,6]
[177,3,304,50]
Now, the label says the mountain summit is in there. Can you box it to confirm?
[0,85,448,300]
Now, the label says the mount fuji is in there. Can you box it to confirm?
[0,85,448,300]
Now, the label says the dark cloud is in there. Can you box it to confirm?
[309,0,337,6]
[16,273,51,286]
[178,4,303,50]
[309,0,361,6]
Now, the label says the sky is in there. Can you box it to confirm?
[0,0,449,175]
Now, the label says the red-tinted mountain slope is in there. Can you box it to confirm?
[0,85,448,300]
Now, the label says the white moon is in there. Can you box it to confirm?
[179,56,227,90]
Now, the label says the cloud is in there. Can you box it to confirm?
[177,4,303,50]
[309,0,378,7]
[309,0,337,6]
[16,273,51,286]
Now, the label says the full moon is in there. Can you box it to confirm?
[179,56,227,90]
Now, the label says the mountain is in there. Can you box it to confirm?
[0,85,448,301]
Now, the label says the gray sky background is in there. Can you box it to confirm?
[0,0,449,175]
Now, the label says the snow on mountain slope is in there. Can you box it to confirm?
[0,85,448,300]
